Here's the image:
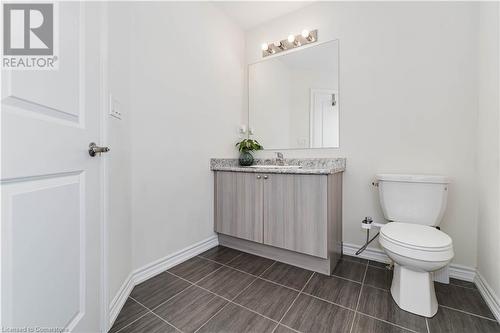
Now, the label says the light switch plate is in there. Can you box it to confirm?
[109,95,122,119]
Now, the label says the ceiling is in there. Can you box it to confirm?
[213,1,314,31]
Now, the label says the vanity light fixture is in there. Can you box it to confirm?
[275,41,286,51]
[261,43,275,54]
[287,34,300,47]
[261,29,318,57]
[302,29,315,42]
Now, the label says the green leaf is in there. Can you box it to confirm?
[235,138,264,153]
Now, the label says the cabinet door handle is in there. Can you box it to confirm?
[257,175,261,179]
[264,175,268,179]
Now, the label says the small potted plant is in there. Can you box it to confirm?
[235,139,263,166]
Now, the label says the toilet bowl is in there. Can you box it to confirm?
[379,222,453,317]
[375,174,454,317]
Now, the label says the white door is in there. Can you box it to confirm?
[310,89,339,148]
[1,3,104,332]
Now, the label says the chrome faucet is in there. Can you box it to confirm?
[276,152,284,166]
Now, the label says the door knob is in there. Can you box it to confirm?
[88,142,110,157]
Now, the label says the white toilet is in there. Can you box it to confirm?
[376,174,454,318]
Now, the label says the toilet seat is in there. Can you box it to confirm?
[380,222,453,262]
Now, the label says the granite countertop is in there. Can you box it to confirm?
[210,158,346,175]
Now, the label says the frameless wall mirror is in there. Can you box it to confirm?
[249,40,339,149]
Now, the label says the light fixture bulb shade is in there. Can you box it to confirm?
[301,29,310,38]
[261,43,269,51]
[287,34,295,43]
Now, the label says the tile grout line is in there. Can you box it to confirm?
[198,251,245,266]
[270,271,316,333]
[348,261,368,333]
[113,284,193,333]
[178,255,276,289]
[202,255,313,291]
[201,254,364,290]
[138,260,290,333]
[350,262,421,333]
[299,291,358,312]
[355,312,420,333]
[112,299,153,333]
[205,254,378,296]
[438,305,499,322]
[192,273,267,333]
[169,263,315,333]
[359,282,392,293]
[257,276,302,292]
[171,257,411,333]
[114,250,241,332]
[349,313,358,333]
[352,264,493,332]
[355,263,497,331]
[193,252,245,285]
[129,293,192,332]
[277,323,302,333]
[257,260,277,277]
[149,310,186,333]
[115,294,188,333]
[169,270,286,326]
[200,255,275,278]
[112,310,157,333]
[358,273,497,323]
[148,284,197,312]
[312,271,363,285]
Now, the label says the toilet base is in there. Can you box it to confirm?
[390,263,438,317]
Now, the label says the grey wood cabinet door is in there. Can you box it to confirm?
[214,171,263,242]
[263,174,328,258]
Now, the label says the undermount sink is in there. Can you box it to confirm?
[248,165,302,169]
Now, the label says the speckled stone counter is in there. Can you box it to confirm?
[210,158,346,175]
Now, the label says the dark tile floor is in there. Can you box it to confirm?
[110,246,500,333]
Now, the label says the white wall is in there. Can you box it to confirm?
[129,2,244,269]
[477,1,500,301]
[245,2,479,267]
[106,2,133,306]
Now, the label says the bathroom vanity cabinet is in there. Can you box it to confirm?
[214,171,264,243]
[211,158,345,275]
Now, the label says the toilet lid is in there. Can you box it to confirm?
[380,222,452,250]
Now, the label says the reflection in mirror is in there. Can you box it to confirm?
[249,40,339,149]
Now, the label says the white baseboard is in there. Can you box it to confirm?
[108,235,219,330]
[132,235,219,285]
[342,242,391,264]
[108,272,135,330]
[449,263,476,282]
[474,272,500,322]
[342,242,476,281]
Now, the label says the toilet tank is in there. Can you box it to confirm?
[376,174,450,226]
